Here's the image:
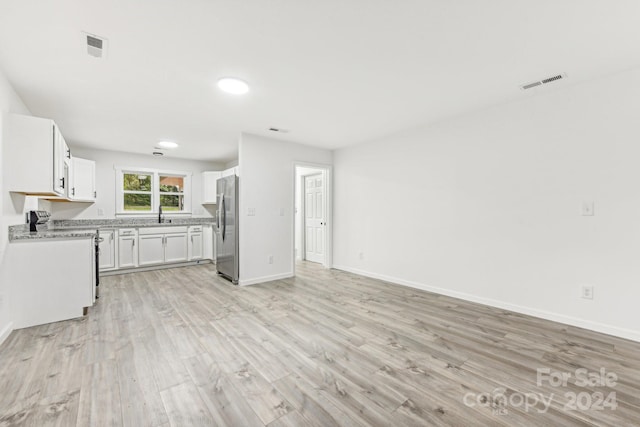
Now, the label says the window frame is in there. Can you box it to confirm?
[115,167,193,216]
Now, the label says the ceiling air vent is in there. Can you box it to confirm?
[82,32,108,58]
[520,73,566,90]
[269,127,289,133]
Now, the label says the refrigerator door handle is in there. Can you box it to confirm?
[216,194,220,231]
[221,195,227,241]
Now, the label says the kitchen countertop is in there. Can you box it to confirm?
[9,217,215,241]
[9,225,99,241]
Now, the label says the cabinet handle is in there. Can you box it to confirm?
[60,177,65,189]
[132,239,135,247]
[72,187,75,196]
[66,148,71,159]
[94,191,97,198]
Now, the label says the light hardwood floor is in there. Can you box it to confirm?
[0,262,639,426]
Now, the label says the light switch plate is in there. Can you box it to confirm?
[581,201,594,216]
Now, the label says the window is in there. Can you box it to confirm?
[159,175,184,212]
[116,167,192,215]
[123,173,152,212]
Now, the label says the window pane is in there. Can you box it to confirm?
[160,194,184,211]
[159,176,184,193]
[124,193,151,211]
[124,173,152,191]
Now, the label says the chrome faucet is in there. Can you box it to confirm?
[158,205,163,223]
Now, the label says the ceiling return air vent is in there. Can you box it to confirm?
[520,73,566,90]
[82,32,108,58]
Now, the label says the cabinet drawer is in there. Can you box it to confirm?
[189,226,202,233]
[139,226,188,235]
[119,228,137,236]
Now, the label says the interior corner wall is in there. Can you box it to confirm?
[238,133,332,285]
[0,65,31,345]
[333,67,640,342]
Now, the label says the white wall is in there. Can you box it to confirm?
[238,134,332,285]
[0,65,31,344]
[51,147,224,219]
[334,67,640,342]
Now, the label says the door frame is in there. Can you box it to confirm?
[292,161,333,274]
[300,172,323,263]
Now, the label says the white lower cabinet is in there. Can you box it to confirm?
[188,226,203,260]
[118,229,138,268]
[99,229,117,271]
[138,226,188,266]
[8,237,94,329]
[138,234,165,266]
[203,225,214,260]
[165,233,188,263]
[108,224,212,273]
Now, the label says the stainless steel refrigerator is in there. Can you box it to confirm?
[216,175,239,283]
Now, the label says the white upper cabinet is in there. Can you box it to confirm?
[5,114,70,197]
[69,157,96,202]
[202,171,222,204]
[221,166,237,178]
[53,126,70,196]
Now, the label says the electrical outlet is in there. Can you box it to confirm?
[581,286,594,300]
[268,255,274,264]
[248,208,256,216]
[279,208,285,216]
[0,294,4,308]
[358,252,364,260]
[97,208,104,216]
[581,201,595,216]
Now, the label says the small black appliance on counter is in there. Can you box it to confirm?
[27,210,51,232]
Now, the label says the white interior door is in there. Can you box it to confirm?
[304,173,325,264]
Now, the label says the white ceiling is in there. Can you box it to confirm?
[1,1,640,162]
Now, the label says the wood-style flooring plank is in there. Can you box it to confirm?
[0,261,638,426]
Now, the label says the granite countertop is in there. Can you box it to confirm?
[9,217,215,242]
[9,225,99,241]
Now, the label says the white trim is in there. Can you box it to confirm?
[239,272,293,286]
[292,161,333,277]
[333,265,640,343]
[101,259,213,276]
[115,167,193,215]
[0,322,14,346]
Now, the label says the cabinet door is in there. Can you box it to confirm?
[189,232,203,260]
[118,235,137,268]
[202,225,213,260]
[202,171,222,204]
[69,157,96,201]
[99,230,116,270]
[53,126,66,196]
[165,233,188,263]
[138,234,165,266]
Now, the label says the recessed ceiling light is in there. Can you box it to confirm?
[157,141,178,149]
[217,77,250,95]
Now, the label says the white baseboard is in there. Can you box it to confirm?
[333,265,640,343]
[240,272,294,286]
[0,322,14,347]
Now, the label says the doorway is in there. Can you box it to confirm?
[294,163,332,270]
